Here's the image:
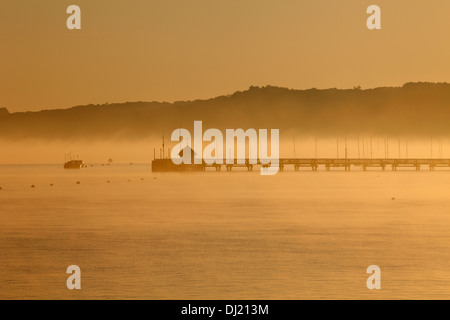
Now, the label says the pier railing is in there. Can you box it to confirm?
[152,158,450,171]
[196,158,450,171]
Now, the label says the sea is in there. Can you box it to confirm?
[1,164,450,299]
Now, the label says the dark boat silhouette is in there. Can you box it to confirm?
[64,153,84,169]
[64,160,84,169]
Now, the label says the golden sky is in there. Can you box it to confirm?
[1,0,450,112]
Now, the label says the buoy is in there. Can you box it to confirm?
[141,178,144,181]
[107,180,110,183]
[0,187,2,190]
[50,184,54,187]
[391,197,396,200]
[76,181,80,185]
[127,179,131,182]
[31,185,35,188]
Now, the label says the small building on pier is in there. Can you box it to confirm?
[152,146,204,172]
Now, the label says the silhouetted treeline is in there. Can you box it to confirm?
[0,108,9,117]
[1,82,450,140]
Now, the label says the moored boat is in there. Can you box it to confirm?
[64,159,84,169]
[64,153,84,169]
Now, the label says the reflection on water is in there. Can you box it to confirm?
[1,164,450,299]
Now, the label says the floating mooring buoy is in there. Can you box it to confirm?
[76,181,80,185]
[31,185,35,188]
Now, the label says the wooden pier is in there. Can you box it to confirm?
[152,158,450,172]
[273,158,450,171]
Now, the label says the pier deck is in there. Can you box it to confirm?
[152,158,450,172]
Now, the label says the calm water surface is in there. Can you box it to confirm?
[1,164,450,299]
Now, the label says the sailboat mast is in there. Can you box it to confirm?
[162,130,165,159]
